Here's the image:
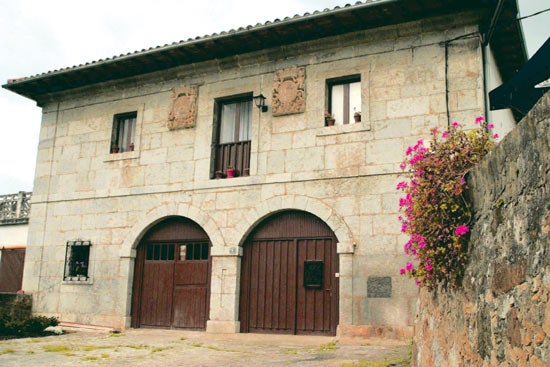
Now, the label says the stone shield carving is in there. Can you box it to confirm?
[167,85,198,130]
[272,67,305,116]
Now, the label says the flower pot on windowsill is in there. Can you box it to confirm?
[326,118,335,126]
[226,168,236,178]
[215,171,225,179]
[110,145,119,153]
[354,114,361,122]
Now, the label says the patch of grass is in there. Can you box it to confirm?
[82,345,111,351]
[151,346,171,353]
[283,349,298,355]
[0,348,16,355]
[180,337,187,341]
[123,344,148,350]
[341,357,411,367]
[318,341,338,353]
[43,345,70,353]
[108,331,123,337]
[82,356,99,361]
[191,343,203,347]
[101,353,110,358]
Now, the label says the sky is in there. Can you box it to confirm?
[0,0,548,194]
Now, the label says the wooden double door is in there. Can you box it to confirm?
[239,210,339,336]
[131,217,211,329]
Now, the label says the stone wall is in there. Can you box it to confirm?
[413,93,549,366]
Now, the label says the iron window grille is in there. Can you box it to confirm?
[63,240,91,281]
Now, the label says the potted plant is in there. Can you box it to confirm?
[110,143,119,153]
[354,111,361,122]
[226,166,236,178]
[215,170,225,179]
[324,111,335,126]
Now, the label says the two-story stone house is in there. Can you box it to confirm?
[3,0,525,337]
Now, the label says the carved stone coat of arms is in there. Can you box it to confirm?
[167,85,198,130]
[271,67,306,116]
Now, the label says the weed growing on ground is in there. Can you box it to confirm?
[0,348,15,355]
[43,345,70,353]
[318,341,338,352]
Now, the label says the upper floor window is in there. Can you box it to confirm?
[111,112,136,153]
[327,75,361,125]
[212,95,252,178]
[63,240,91,281]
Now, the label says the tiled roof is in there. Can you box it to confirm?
[3,0,526,104]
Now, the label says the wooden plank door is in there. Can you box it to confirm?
[172,242,210,329]
[296,238,337,335]
[239,210,339,336]
[138,243,175,327]
[0,248,25,293]
[131,217,212,330]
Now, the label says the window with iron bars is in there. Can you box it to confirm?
[63,240,91,281]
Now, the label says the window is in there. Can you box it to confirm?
[144,243,209,261]
[212,95,252,178]
[110,112,136,153]
[327,75,361,125]
[180,243,209,261]
[63,240,91,280]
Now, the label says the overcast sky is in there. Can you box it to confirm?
[0,0,548,194]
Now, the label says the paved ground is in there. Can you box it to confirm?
[0,328,411,366]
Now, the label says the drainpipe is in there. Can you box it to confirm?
[482,0,505,120]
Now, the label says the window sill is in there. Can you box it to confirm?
[62,276,93,285]
[103,150,139,162]
[316,122,371,137]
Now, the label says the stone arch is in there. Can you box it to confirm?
[235,195,354,248]
[119,201,224,258]
[118,202,224,328]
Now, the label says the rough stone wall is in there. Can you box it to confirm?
[23,12,485,333]
[413,93,550,366]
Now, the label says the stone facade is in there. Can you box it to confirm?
[19,11,507,337]
[413,93,549,365]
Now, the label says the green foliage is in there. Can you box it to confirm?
[0,314,59,336]
[398,118,494,289]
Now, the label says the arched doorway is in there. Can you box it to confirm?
[239,210,339,336]
[131,216,211,329]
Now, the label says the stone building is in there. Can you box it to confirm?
[2,1,525,337]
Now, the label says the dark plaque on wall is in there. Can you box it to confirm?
[367,276,392,298]
[304,260,324,289]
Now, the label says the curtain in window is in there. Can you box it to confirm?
[331,81,361,125]
[120,116,136,151]
[220,101,251,143]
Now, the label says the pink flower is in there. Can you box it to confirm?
[399,161,406,170]
[405,146,413,155]
[425,260,432,271]
[406,261,414,272]
[396,181,408,190]
[399,268,406,275]
[475,116,484,124]
[493,133,499,139]
[442,131,449,138]
[415,279,421,287]
[451,121,459,127]
[401,222,408,233]
[455,225,469,236]
[487,123,495,129]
